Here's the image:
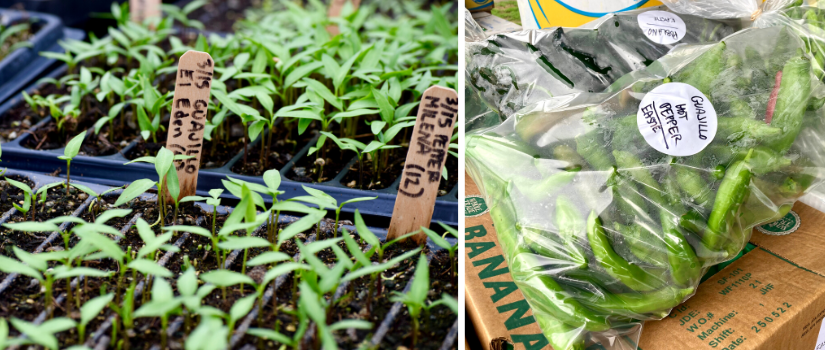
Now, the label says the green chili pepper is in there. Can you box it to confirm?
[611,222,667,267]
[587,211,666,292]
[579,286,694,318]
[554,144,589,170]
[715,117,783,143]
[491,204,612,332]
[768,56,812,153]
[726,99,756,119]
[702,151,753,251]
[512,169,579,202]
[530,307,587,350]
[555,196,589,267]
[673,165,712,206]
[613,151,702,286]
[576,129,614,171]
[673,42,726,96]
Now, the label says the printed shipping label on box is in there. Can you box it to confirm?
[640,201,825,350]
[516,0,663,29]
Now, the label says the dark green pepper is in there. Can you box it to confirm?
[702,151,753,252]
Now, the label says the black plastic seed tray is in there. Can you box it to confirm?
[0,9,83,104]
[0,168,455,349]
[0,68,459,226]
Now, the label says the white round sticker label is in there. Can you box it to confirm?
[637,83,717,157]
[638,11,687,45]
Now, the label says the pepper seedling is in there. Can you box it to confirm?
[58,131,87,194]
[421,224,458,278]
[6,177,33,220]
[390,253,429,347]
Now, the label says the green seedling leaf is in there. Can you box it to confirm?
[340,196,377,207]
[247,328,293,346]
[262,262,309,286]
[94,209,132,225]
[278,211,325,244]
[343,230,370,267]
[299,281,325,324]
[430,294,458,314]
[53,266,112,279]
[354,210,380,247]
[180,195,207,203]
[62,131,86,159]
[178,268,198,297]
[230,294,257,322]
[421,227,451,251]
[128,259,173,278]
[114,179,155,206]
[438,222,458,238]
[0,255,42,281]
[216,221,261,237]
[371,87,394,124]
[329,320,373,331]
[246,251,291,266]
[6,177,32,194]
[303,78,342,110]
[284,61,323,88]
[343,248,421,282]
[262,169,281,193]
[200,269,255,287]
[217,236,272,250]
[81,293,114,326]
[137,231,173,259]
[155,147,174,180]
[304,238,343,255]
[4,221,59,233]
[165,225,212,238]
[13,246,47,271]
[167,163,181,202]
[75,230,125,262]
[70,183,98,198]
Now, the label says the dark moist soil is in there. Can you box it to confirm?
[378,250,458,350]
[340,148,407,190]
[438,155,459,197]
[184,0,260,33]
[0,84,68,143]
[21,113,96,151]
[230,128,313,176]
[0,175,34,215]
[125,115,247,170]
[0,190,452,349]
[0,185,88,256]
[0,22,34,60]
[286,144,350,183]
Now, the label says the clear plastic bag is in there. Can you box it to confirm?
[659,0,807,19]
[465,7,738,119]
[466,26,825,350]
[464,8,487,42]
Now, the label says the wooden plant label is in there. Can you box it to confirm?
[326,0,361,35]
[387,86,458,244]
[165,50,213,201]
[130,0,161,24]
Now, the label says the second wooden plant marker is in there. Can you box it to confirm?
[387,85,458,244]
[166,50,214,202]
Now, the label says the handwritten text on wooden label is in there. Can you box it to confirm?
[387,85,458,244]
[166,50,214,200]
[130,0,161,24]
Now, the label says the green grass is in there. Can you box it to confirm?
[492,0,521,26]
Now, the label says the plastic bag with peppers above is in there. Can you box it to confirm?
[466,26,825,350]
[465,7,738,119]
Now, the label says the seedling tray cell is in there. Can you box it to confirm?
[0,83,458,225]
[0,168,456,349]
[0,10,83,104]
